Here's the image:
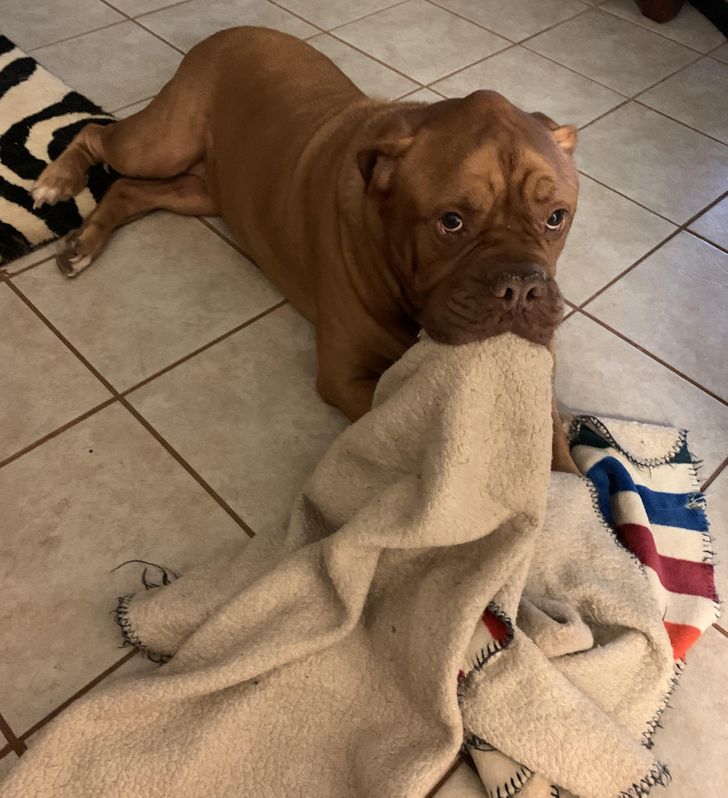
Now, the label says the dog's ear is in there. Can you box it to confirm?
[356,136,414,193]
[357,107,425,193]
[531,111,577,156]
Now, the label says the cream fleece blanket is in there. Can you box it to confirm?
[0,333,676,798]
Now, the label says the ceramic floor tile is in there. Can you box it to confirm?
[577,103,728,223]
[334,0,509,85]
[112,96,154,117]
[1,0,123,52]
[18,650,156,745]
[0,284,111,463]
[13,214,281,391]
[433,46,624,128]
[1,242,57,276]
[526,9,696,96]
[639,57,728,145]
[713,43,728,63]
[689,197,728,251]
[202,216,240,246]
[32,21,181,110]
[139,0,317,53]
[601,0,726,52]
[432,0,588,42]
[274,0,401,29]
[128,305,348,535]
[107,0,181,15]
[309,34,418,99]
[433,760,486,797]
[587,232,728,399]
[554,313,728,476]
[0,403,247,733]
[706,471,728,608]
[557,175,676,305]
[0,752,19,782]
[399,87,445,103]
[653,628,728,796]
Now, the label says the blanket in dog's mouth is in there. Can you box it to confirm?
[0,35,116,266]
[0,333,720,798]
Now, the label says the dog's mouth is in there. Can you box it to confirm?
[419,276,565,347]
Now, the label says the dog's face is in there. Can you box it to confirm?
[358,91,578,346]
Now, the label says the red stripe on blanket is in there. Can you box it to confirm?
[617,523,716,600]
[664,621,702,660]
[482,610,509,642]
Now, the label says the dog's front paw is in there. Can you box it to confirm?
[32,163,86,208]
[56,230,97,278]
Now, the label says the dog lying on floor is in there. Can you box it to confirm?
[31,26,580,472]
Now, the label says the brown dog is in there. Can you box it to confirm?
[32,27,579,471]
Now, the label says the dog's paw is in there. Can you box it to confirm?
[56,231,96,279]
[31,164,85,208]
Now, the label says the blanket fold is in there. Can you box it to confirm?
[1,332,713,798]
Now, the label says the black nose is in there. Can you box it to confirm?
[491,271,546,311]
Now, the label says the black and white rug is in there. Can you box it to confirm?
[0,34,118,266]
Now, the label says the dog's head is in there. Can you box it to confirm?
[358,90,578,346]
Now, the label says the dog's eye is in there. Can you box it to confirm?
[546,209,567,230]
[439,212,463,233]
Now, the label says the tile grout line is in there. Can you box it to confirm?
[19,650,138,743]
[27,19,129,54]
[575,98,631,133]
[4,277,118,388]
[597,4,722,54]
[111,94,156,114]
[3,279,258,537]
[571,51,727,145]
[576,189,728,309]
[119,397,257,537]
[130,18,186,55]
[0,712,26,757]
[424,754,465,798]
[0,397,118,470]
[632,97,728,149]
[1,216,286,467]
[427,0,595,49]
[417,4,609,92]
[120,298,287,396]
[101,0,191,20]
[97,0,188,56]
[266,0,411,35]
[321,0,591,91]
[196,217,257,261]
[322,36,437,90]
[688,229,728,256]
[629,51,711,99]
[574,307,728,407]
[576,170,679,224]
[4,252,57,278]
[424,0,519,43]
[701,457,728,492]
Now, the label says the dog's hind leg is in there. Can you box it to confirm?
[32,75,208,207]
[56,170,217,278]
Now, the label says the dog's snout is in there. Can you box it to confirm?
[491,271,546,310]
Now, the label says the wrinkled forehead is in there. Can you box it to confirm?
[401,127,577,213]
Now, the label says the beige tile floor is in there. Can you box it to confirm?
[1,0,726,793]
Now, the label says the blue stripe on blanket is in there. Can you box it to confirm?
[586,456,707,532]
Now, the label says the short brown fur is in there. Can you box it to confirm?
[33,27,580,472]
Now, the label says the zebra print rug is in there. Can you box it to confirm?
[0,34,117,267]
